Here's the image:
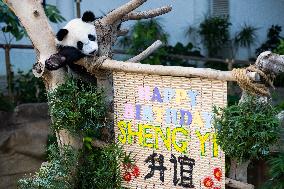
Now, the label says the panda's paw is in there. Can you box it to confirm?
[45,54,66,70]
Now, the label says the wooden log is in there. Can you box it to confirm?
[78,58,259,82]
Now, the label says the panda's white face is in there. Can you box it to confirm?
[57,18,98,56]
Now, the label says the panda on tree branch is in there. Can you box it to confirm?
[42,2,173,79]
[45,11,98,79]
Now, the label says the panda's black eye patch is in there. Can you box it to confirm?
[88,34,96,41]
[77,41,83,50]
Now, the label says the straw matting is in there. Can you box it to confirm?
[113,72,227,189]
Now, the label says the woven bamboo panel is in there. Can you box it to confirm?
[113,71,227,189]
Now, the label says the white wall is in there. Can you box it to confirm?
[81,0,209,46]
[1,0,284,76]
[230,0,284,59]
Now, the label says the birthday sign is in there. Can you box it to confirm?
[113,72,226,189]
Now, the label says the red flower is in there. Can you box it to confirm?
[123,172,132,182]
[123,162,133,170]
[132,165,140,177]
[203,177,214,187]
[214,168,222,181]
[213,187,221,189]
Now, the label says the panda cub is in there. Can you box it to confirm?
[45,11,98,77]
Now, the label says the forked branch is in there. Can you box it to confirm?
[128,40,163,62]
[101,0,147,25]
[117,29,129,36]
[123,5,172,21]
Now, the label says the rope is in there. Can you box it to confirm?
[232,65,274,96]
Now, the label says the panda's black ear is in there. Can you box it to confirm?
[82,11,95,22]
[56,29,68,41]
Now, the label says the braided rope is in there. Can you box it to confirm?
[232,65,272,96]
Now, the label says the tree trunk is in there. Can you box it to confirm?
[229,159,251,183]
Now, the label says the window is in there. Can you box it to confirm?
[211,0,229,17]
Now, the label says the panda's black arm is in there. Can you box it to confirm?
[59,46,85,64]
[45,46,85,71]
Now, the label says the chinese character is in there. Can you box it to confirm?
[170,154,195,188]
[144,153,167,182]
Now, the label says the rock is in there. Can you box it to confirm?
[0,103,50,189]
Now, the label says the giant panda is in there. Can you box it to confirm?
[45,11,98,79]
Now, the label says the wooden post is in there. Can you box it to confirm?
[76,0,81,18]
[4,45,13,100]
[227,59,233,96]
[228,59,234,71]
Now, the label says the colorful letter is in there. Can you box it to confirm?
[127,123,143,145]
[152,87,163,103]
[163,88,175,103]
[124,103,134,119]
[138,86,151,101]
[187,90,198,107]
[155,127,171,151]
[153,107,164,123]
[175,89,187,104]
[143,124,155,148]
[191,111,204,127]
[117,120,127,144]
[180,109,193,126]
[202,112,213,129]
[172,127,189,153]
[212,133,219,157]
[142,105,154,122]
[166,108,178,124]
[135,104,142,120]
[196,130,210,156]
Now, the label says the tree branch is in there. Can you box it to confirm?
[3,0,66,89]
[101,0,147,25]
[127,40,163,62]
[123,5,172,21]
[75,58,262,82]
[255,51,284,74]
[117,28,129,36]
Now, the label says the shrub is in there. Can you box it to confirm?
[18,145,78,189]
[14,70,47,103]
[19,77,126,189]
[213,96,280,161]
[77,144,124,189]
[255,25,283,56]
[48,78,107,137]
[199,16,231,57]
